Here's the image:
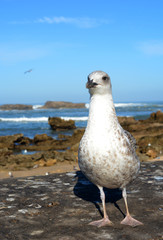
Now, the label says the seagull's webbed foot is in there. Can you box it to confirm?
[89,216,113,228]
[121,214,143,227]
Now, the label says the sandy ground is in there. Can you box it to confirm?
[0,161,79,179]
[0,156,163,180]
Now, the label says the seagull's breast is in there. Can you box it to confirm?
[78,100,140,189]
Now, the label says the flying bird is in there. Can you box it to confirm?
[24,69,33,74]
[78,71,143,227]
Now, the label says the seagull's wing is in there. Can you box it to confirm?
[124,130,137,150]
[24,69,33,74]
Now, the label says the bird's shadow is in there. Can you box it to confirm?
[73,171,125,218]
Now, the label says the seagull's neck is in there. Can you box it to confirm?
[86,92,118,132]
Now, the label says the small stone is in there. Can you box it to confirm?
[18,209,28,214]
[30,230,44,236]
[8,172,13,177]
[146,149,157,158]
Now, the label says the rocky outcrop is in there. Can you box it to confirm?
[0,129,85,170]
[0,112,163,171]
[0,134,24,149]
[40,101,86,109]
[48,117,76,131]
[144,110,163,123]
[0,104,33,110]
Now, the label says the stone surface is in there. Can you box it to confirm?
[0,162,162,240]
[0,104,33,110]
[40,101,86,109]
[48,117,76,131]
[146,110,163,123]
[0,130,84,171]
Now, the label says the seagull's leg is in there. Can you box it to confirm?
[120,188,143,227]
[89,186,113,227]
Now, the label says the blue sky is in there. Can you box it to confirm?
[0,0,163,104]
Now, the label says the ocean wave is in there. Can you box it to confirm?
[33,105,43,109]
[114,102,163,108]
[0,117,48,122]
[0,116,88,122]
[61,117,88,121]
[85,102,149,108]
[114,103,147,107]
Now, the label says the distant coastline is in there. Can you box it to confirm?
[0,101,86,110]
[1,101,163,111]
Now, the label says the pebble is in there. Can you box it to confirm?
[30,230,44,236]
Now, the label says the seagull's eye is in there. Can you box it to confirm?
[102,76,108,81]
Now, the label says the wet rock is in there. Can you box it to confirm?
[0,104,33,110]
[35,158,57,167]
[40,101,86,109]
[48,117,76,131]
[118,116,137,125]
[146,110,163,123]
[0,134,24,149]
[34,134,53,143]
[0,162,162,240]
[0,147,13,156]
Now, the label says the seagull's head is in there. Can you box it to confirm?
[86,71,112,95]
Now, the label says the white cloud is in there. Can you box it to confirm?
[36,16,108,28]
[9,16,109,28]
[139,41,163,55]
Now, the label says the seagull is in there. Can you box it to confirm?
[24,69,33,74]
[78,71,143,227]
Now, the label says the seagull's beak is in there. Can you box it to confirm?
[86,80,98,89]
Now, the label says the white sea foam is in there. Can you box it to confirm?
[61,117,88,121]
[0,117,48,122]
[0,116,88,122]
[33,105,43,109]
[79,102,146,108]
[114,103,146,107]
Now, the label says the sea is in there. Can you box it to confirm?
[0,102,163,139]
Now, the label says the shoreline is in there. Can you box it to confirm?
[0,156,163,180]
[0,111,163,179]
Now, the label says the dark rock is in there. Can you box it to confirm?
[148,110,163,122]
[118,116,137,125]
[40,101,86,109]
[34,134,53,143]
[0,134,24,149]
[48,117,76,131]
[0,162,162,240]
[0,147,13,156]
[0,129,85,171]
[0,104,33,110]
